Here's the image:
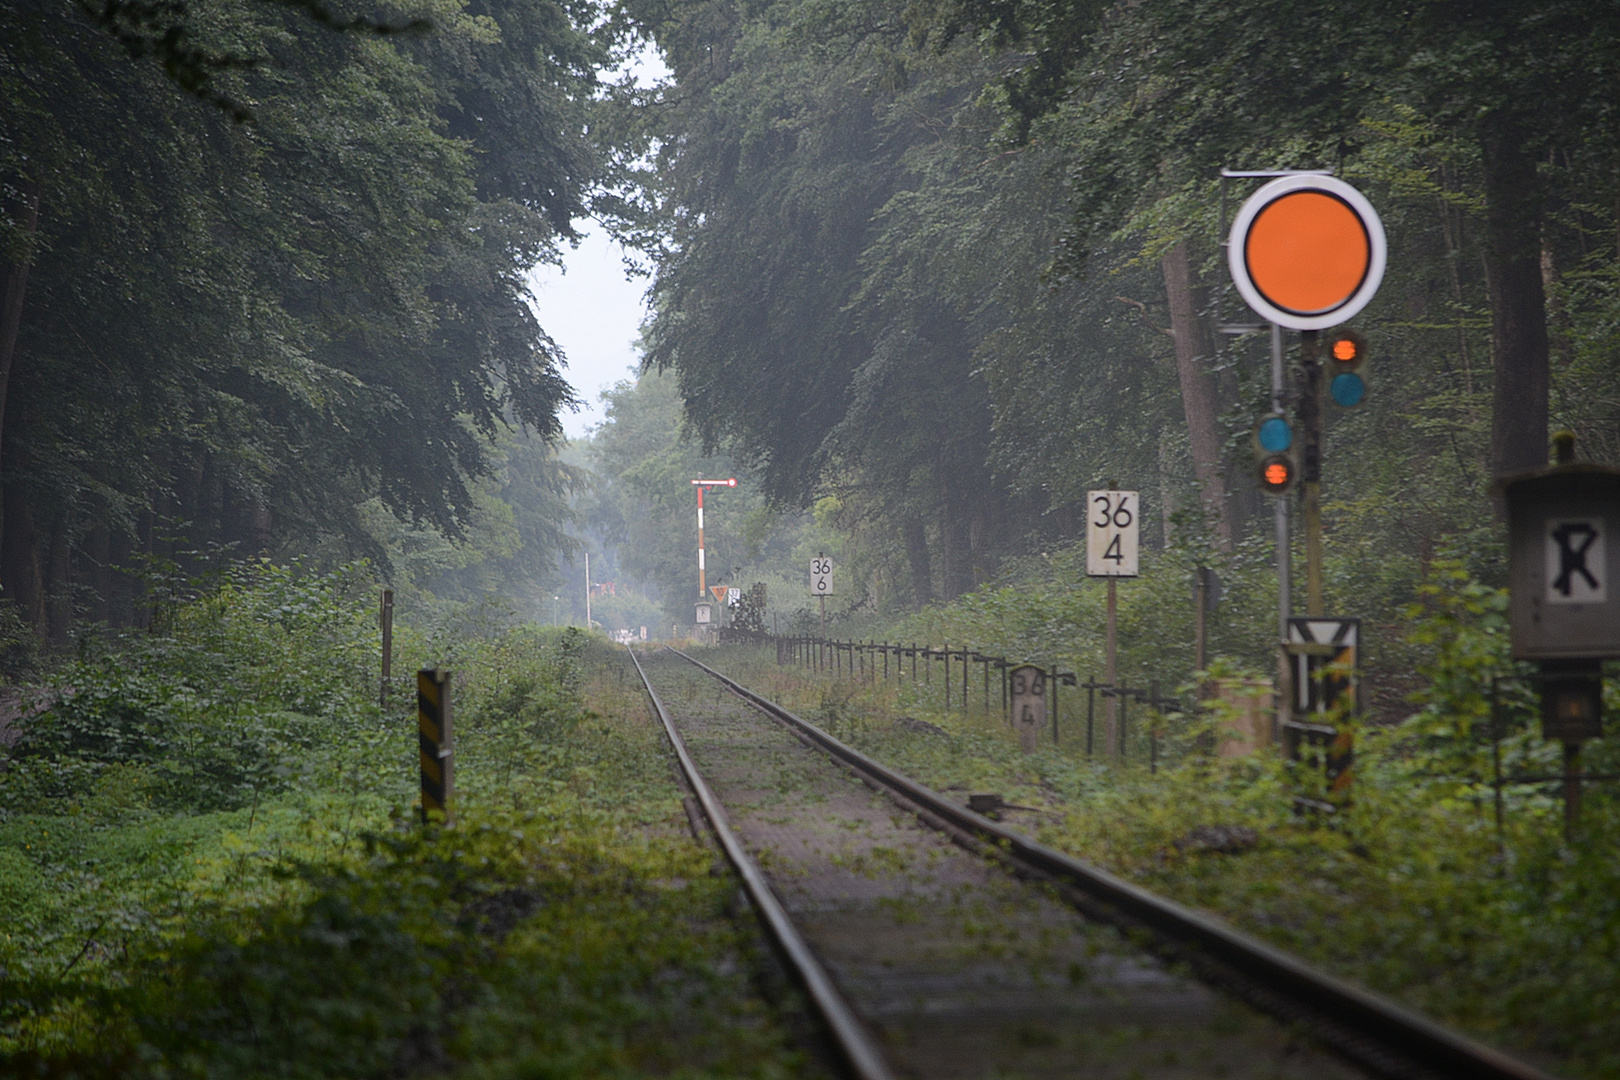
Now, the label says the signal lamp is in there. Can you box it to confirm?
[1330,372,1366,407]
[1258,454,1295,494]
[1256,415,1293,453]
[1540,669,1603,742]
[1325,328,1367,370]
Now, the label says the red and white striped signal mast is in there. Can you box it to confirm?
[690,478,737,597]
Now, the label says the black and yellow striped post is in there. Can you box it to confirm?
[418,668,453,824]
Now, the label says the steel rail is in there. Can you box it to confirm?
[625,646,897,1080]
[669,646,1561,1080]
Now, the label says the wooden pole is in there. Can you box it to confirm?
[1105,578,1119,755]
[1564,741,1583,841]
[379,588,394,710]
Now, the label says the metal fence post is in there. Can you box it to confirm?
[1149,680,1158,773]
[1119,680,1129,759]
[1051,667,1059,745]
[1085,677,1096,756]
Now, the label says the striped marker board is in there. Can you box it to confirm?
[418,668,453,823]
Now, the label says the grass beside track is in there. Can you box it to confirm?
[695,642,1620,1080]
[0,569,821,1079]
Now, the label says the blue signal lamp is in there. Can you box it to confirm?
[1257,415,1293,453]
[1331,372,1366,407]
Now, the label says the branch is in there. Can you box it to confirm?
[1114,296,1174,338]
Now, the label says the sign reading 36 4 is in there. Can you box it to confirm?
[1086,490,1140,578]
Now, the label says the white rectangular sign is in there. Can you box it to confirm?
[810,556,833,596]
[1546,518,1605,605]
[1086,490,1140,577]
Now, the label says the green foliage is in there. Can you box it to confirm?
[606,0,1620,667]
[0,565,817,1078]
[1400,559,1519,773]
[885,540,1282,693]
[0,0,618,636]
[11,814,780,1080]
[708,555,1620,1076]
[3,560,381,815]
[0,601,41,683]
[581,369,831,627]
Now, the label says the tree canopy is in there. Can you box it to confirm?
[0,0,619,635]
[606,0,1620,619]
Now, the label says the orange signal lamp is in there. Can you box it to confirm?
[1259,454,1295,494]
[1326,329,1367,370]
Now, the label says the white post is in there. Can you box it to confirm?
[585,551,592,630]
[697,486,706,597]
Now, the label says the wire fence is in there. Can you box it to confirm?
[718,630,1617,836]
[732,631,1187,768]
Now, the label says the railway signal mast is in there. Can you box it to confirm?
[1225,172,1386,780]
[691,477,737,630]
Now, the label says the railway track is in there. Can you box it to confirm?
[627,645,1560,1080]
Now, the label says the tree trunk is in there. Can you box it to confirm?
[109,528,134,626]
[1161,241,1234,550]
[1541,236,1574,376]
[46,517,71,646]
[904,517,933,607]
[1158,429,1177,548]
[1,461,44,632]
[968,509,990,589]
[0,181,42,558]
[88,519,111,625]
[938,465,973,601]
[1480,117,1550,476]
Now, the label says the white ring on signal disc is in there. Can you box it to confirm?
[1226,174,1386,332]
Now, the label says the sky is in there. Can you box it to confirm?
[527,233,651,440]
[527,45,670,441]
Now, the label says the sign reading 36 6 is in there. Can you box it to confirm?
[810,556,833,597]
[1086,490,1140,578]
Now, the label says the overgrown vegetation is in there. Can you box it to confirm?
[0,562,821,1079]
[699,562,1620,1077]
[5,1,1618,1075]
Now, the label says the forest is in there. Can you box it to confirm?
[2,0,1620,1075]
[6,0,1617,646]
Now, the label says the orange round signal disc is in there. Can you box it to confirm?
[1265,461,1290,487]
[1332,337,1359,363]
[1245,192,1368,315]
[1227,175,1386,331]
